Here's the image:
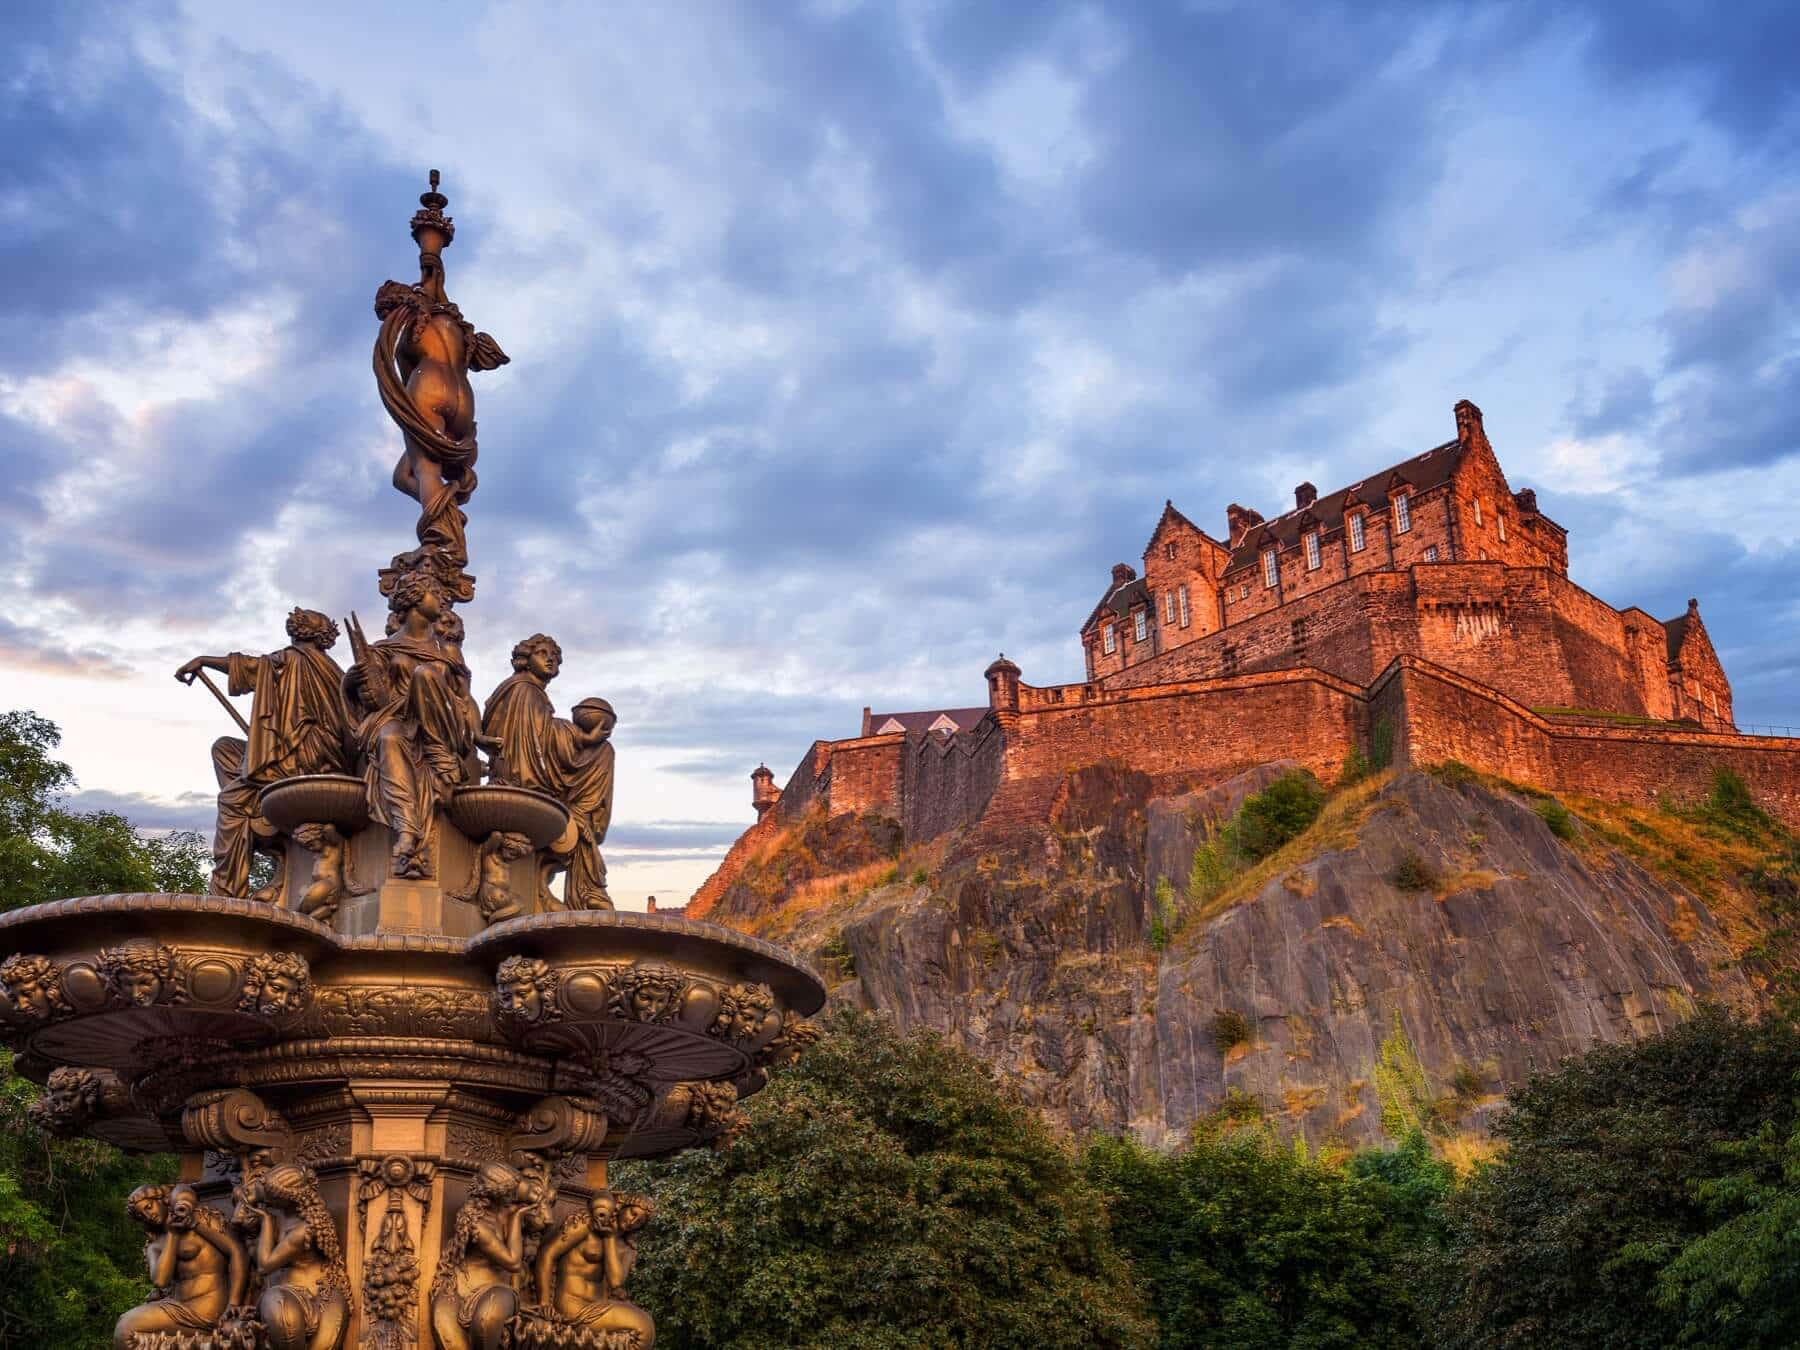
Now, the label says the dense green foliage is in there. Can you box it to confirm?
[617,1010,1157,1349]
[0,710,199,1346]
[1427,1007,1800,1348]
[1084,1129,1451,1348]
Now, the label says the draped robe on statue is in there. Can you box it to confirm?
[210,644,349,896]
[349,634,474,865]
[481,675,613,907]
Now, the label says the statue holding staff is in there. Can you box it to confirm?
[176,607,351,897]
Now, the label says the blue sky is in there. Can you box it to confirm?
[4,1,1798,905]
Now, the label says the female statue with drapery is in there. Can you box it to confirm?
[343,570,482,879]
[481,634,615,909]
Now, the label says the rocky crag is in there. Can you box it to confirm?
[693,761,1784,1150]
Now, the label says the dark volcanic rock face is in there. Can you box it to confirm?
[734,767,1763,1147]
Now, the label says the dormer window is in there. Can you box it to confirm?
[1349,512,1366,551]
[1262,547,1279,589]
[1102,622,1116,654]
[1473,497,1483,526]
[1305,531,1321,570]
[1394,492,1412,534]
[1178,584,1190,628]
[1133,609,1148,642]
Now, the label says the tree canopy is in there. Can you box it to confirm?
[617,1008,1157,1349]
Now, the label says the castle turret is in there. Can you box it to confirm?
[751,763,779,821]
[985,653,1022,735]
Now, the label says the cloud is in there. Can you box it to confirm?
[9,0,1800,881]
[62,788,215,832]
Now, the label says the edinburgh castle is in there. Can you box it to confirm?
[694,401,1782,911]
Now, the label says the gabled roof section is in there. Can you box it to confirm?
[1663,600,1715,666]
[864,707,990,737]
[1222,438,1467,575]
[1141,499,1226,562]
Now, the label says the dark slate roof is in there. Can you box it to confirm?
[1082,575,1150,633]
[1223,439,1466,575]
[865,707,990,736]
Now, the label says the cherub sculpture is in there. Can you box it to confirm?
[453,830,534,923]
[113,1182,249,1350]
[289,823,351,920]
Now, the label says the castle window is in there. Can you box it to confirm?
[1262,548,1279,589]
[1305,531,1321,570]
[1178,584,1190,628]
[1394,492,1411,533]
[1498,514,1506,543]
[1103,622,1116,655]
[1241,583,1250,600]
[1164,541,1177,561]
[1424,545,1438,562]
[1134,609,1148,642]
[1164,590,1176,624]
[1349,512,1366,552]
[1222,645,1238,675]
[1474,497,1483,526]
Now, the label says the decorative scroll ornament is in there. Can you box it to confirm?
[28,1065,131,1137]
[507,1094,611,1162]
[588,1050,654,1127]
[355,1154,435,1350]
[0,952,68,1018]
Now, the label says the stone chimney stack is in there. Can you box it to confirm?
[1454,398,1491,455]
[1226,503,1265,546]
[860,706,872,737]
[1294,482,1317,510]
[1110,562,1136,587]
[751,763,779,821]
[1513,487,1538,515]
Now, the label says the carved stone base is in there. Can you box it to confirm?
[510,1312,645,1350]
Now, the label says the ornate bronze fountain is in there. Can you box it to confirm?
[0,174,823,1350]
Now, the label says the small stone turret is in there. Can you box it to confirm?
[985,653,1022,734]
[751,764,779,821]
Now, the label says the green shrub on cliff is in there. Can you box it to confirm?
[618,1009,1156,1349]
[1233,770,1326,861]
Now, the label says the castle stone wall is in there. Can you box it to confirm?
[903,721,1006,842]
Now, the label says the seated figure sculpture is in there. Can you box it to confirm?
[242,1163,350,1350]
[528,1188,656,1347]
[176,608,351,897]
[429,1160,538,1350]
[482,634,615,908]
[344,570,482,879]
[114,1182,249,1349]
